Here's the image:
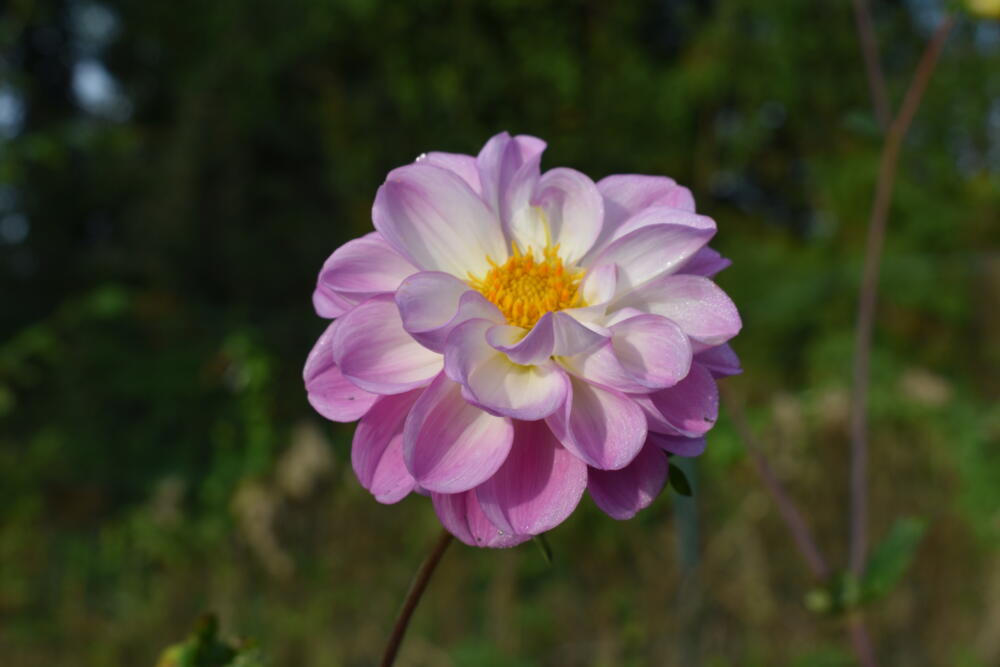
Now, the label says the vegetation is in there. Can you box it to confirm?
[1,0,998,664]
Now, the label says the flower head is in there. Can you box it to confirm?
[305,132,742,547]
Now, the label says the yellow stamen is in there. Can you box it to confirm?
[468,242,585,329]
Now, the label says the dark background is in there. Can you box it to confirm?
[1,1,998,665]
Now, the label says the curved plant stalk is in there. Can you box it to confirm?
[380,529,454,667]
[849,13,955,577]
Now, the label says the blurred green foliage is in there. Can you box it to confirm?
[1,0,998,665]
[156,615,267,667]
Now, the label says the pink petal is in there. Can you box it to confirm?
[609,205,716,244]
[304,322,379,421]
[373,163,507,277]
[486,313,554,365]
[551,311,608,356]
[598,174,696,222]
[396,271,503,351]
[317,234,417,305]
[546,376,647,470]
[634,364,719,437]
[352,390,423,503]
[477,132,546,214]
[418,151,482,193]
[312,281,354,319]
[588,443,669,520]
[648,432,707,458]
[616,274,741,348]
[445,319,569,420]
[681,247,732,278]
[608,314,693,388]
[332,294,443,394]
[432,490,531,548]
[591,174,696,255]
[695,344,742,378]
[562,314,692,392]
[403,373,514,493]
[500,150,544,242]
[476,420,588,535]
[588,223,715,297]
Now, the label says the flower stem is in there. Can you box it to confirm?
[847,615,879,667]
[380,529,454,667]
[848,13,954,577]
[851,0,891,130]
[722,385,829,579]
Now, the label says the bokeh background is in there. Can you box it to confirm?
[1,0,999,665]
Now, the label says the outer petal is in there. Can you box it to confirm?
[649,432,707,458]
[403,373,513,493]
[561,314,692,393]
[695,344,742,378]
[373,163,507,277]
[476,420,587,536]
[532,168,603,264]
[546,376,647,470]
[418,151,482,193]
[591,174,696,254]
[608,206,716,244]
[317,234,418,305]
[395,271,503,351]
[304,321,379,421]
[681,247,732,278]
[615,274,741,348]
[352,390,422,503]
[634,363,719,437]
[588,443,669,520]
[432,490,530,548]
[447,318,569,420]
[606,314,692,388]
[586,223,715,297]
[332,294,443,394]
[313,281,355,319]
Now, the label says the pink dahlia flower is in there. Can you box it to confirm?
[305,132,741,548]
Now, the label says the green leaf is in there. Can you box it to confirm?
[668,464,693,496]
[861,517,927,604]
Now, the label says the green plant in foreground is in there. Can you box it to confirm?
[156,615,267,667]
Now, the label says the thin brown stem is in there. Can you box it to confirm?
[852,0,892,130]
[847,615,879,667]
[722,385,829,580]
[380,529,454,667]
[848,13,954,576]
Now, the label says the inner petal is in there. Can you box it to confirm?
[469,243,584,329]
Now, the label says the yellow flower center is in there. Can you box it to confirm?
[469,243,584,329]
